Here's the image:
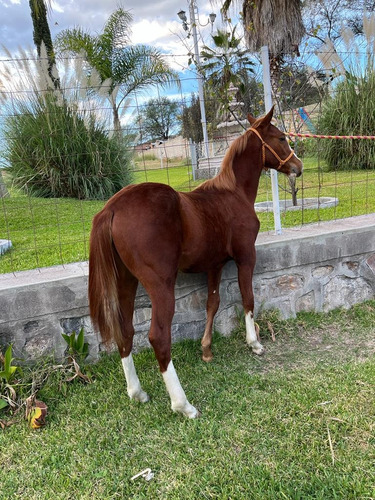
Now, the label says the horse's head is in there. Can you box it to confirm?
[248,107,303,178]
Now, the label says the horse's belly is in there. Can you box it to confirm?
[178,247,230,273]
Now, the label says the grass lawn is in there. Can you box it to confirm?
[1,301,374,499]
[0,156,375,274]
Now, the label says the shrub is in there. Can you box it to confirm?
[3,94,133,200]
[0,46,133,200]
[317,15,375,171]
[318,72,375,171]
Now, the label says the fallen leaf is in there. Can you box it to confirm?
[28,400,48,429]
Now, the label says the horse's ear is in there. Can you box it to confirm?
[260,105,275,126]
[247,113,257,125]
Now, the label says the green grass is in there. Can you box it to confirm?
[1,301,375,499]
[0,156,374,274]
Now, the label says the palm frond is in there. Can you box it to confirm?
[242,0,304,55]
[113,45,180,97]
[101,8,133,49]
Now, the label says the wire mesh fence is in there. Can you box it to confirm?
[1,45,375,275]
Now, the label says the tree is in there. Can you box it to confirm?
[29,0,59,88]
[136,97,179,142]
[276,63,328,110]
[180,92,220,143]
[303,0,375,48]
[55,8,179,135]
[222,0,304,100]
[200,26,254,117]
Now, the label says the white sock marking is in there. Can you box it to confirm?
[162,361,199,418]
[121,354,149,402]
[245,312,264,355]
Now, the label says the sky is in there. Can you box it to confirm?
[0,0,221,74]
[0,0,228,123]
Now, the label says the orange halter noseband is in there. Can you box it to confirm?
[250,127,295,171]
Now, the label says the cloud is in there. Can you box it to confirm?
[0,0,221,55]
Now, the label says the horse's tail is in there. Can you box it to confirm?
[88,208,122,347]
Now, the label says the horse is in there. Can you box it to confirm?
[88,106,303,418]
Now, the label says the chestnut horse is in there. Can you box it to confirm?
[89,107,302,418]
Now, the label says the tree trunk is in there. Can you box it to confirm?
[29,0,60,89]
[112,105,122,137]
[288,176,298,206]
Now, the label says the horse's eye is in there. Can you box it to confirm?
[279,136,286,142]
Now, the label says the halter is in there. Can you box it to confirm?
[250,127,295,171]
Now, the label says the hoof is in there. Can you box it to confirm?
[202,346,213,362]
[172,402,200,419]
[129,390,150,403]
[250,341,265,356]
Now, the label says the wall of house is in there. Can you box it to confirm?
[1,215,374,363]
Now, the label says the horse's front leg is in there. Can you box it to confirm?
[201,267,223,362]
[237,262,265,356]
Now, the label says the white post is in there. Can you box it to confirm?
[261,45,282,235]
[189,1,210,158]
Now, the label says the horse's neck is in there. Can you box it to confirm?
[234,145,263,203]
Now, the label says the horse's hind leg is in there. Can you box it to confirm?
[147,280,199,418]
[237,261,265,356]
[116,257,149,403]
[201,267,223,362]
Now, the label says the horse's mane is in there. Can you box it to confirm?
[195,117,263,192]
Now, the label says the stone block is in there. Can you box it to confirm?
[295,291,315,312]
[323,275,373,311]
[312,265,334,278]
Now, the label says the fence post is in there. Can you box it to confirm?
[261,45,282,235]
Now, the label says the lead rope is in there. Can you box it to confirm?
[250,127,295,170]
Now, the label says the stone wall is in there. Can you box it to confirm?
[0,215,374,362]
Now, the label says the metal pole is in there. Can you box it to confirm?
[261,45,282,235]
[189,0,210,158]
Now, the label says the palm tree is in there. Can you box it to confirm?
[222,0,304,98]
[200,26,254,118]
[54,8,179,135]
[29,0,59,88]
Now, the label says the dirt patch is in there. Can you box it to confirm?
[252,319,375,374]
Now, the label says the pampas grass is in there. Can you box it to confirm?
[0,45,133,200]
[316,12,375,171]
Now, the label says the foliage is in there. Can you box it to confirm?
[54,8,179,133]
[276,63,328,110]
[2,93,133,199]
[237,71,264,118]
[0,345,20,411]
[135,97,179,142]
[180,92,219,142]
[0,335,91,427]
[303,0,375,47]
[317,14,375,170]
[0,45,134,200]
[0,345,19,384]
[200,27,254,116]
[62,328,89,362]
